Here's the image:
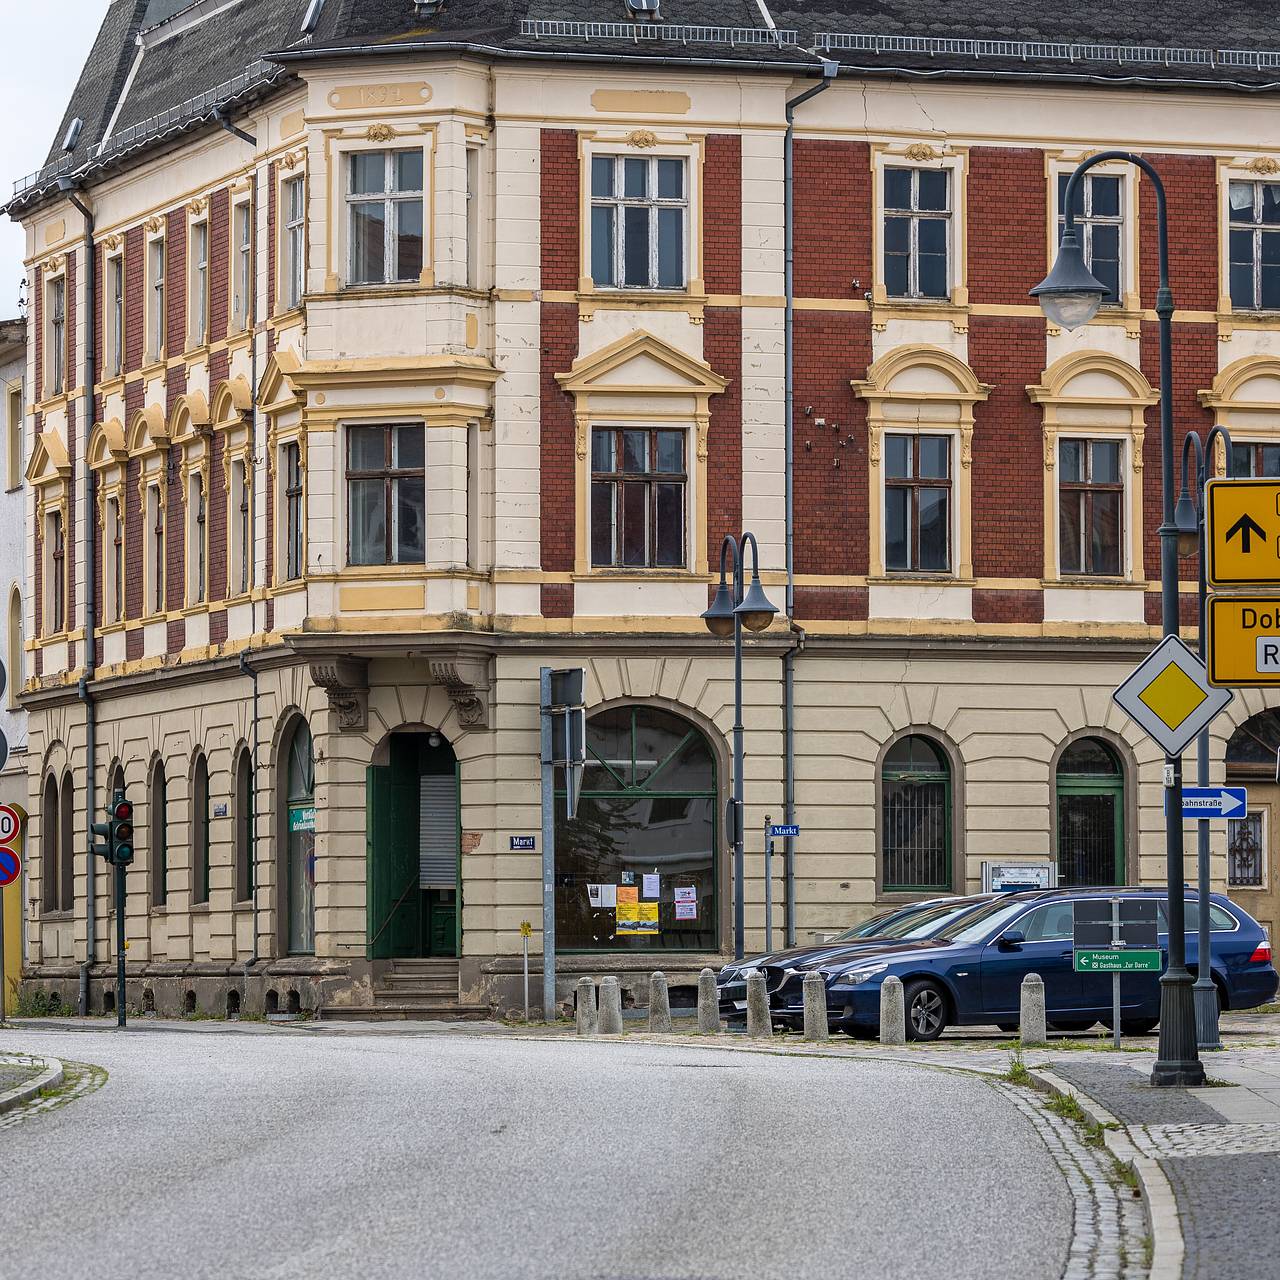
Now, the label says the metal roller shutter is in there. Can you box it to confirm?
[419,775,458,888]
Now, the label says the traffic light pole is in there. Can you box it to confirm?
[115,862,126,1028]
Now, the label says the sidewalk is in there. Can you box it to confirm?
[1048,1049,1280,1280]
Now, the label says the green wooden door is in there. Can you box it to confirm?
[366,764,421,959]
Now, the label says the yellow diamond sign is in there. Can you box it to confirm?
[1113,636,1233,757]
[1136,662,1207,732]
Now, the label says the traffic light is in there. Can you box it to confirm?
[91,812,113,862]
[110,790,134,865]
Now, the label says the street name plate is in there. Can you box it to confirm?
[1112,635,1233,755]
[1206,478,1280,587]
[1073,949,1163,973]
[1207,595,1280,687]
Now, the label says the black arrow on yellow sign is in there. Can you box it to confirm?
[1226,513,1268,553]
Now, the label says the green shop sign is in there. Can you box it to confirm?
[289,806,316,833]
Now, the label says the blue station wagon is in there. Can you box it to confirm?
[717,887,1278,1040]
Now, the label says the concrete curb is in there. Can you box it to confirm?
[1032,1067,1183,1280]
[0,1055,64,1115]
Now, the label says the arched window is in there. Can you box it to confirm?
[1225,711,1280,913]
[59,771,74,911]
[192,753,210,904]
[882,735,952,893]
[6,585,20,710]
[282,718,315,955]
[1056,737,1124,886]
[41,772,58,911]
[234,745,253,902]
[555,704,716,952]
[150,759,168,907]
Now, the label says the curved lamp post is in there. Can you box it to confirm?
[1177,426,1235,1052]
[703,532,777,960]
[1034,151,1205,1086]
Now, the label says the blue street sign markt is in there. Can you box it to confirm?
[767,824,800,838]
[1179,787,1247,820]
[510,835,536,851]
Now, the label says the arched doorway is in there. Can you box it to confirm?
[555,704,717,952]
[367,731,460,959]
[1226,710,1280,941]
[1056,738,1125,886]
[280,718,315,955]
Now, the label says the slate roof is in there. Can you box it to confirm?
[12,0,1280,214]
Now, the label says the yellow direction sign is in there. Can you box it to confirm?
[1206,595,1280,687]
[1112,635,1233,755]
[1207,478,1280,587]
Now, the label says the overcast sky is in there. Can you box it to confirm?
[0,2,106,317]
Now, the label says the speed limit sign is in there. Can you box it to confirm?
[0,805,21,846]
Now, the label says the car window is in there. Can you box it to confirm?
[1017,903,1075,942]
[898,901,989,939]
[947,899,1033,943]
[1155,899,1238,933]
[830,907,913,942]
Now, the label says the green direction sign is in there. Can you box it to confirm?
[1073,949,1163,973]
[288,806,316,833]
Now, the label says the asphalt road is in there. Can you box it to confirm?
[0,1027,1071,1280]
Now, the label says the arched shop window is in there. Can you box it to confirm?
[1056,738,1125,886]
[282,718,315,956]
[882,735,952,892]
[556,705,716,952]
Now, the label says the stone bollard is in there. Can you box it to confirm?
[697,968,721,1034]
[746,970,772,1039]
[1020,973,1047,1047]
[575,976,597,1036]
[597,976,624,1035]
[879,975,906,1045]
[802,971,829,1041]
[648,971,673,1033]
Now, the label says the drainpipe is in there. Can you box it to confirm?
[782,62,836,948]
[59,177,97,1014]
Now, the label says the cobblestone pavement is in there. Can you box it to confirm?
[0,1055,42,1095]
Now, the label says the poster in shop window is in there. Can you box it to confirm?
[616,884,659,934]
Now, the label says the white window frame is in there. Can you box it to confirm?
[1054,432,1131,580]
[281,439,304,582]
[186,469,207,606]
[228,456,252,597]
[146,234,166,363]
[465,145,480,289]
[105,252,124,378]
[282,176,305,309]
[344,148,424,287]
[189,219,209,347]
[232,199,252,332]
[46,275,66,397]
[882,165,952,302]
[880,428,959,577]
[1227,179,1280,313]
[44,507,66,634]
[589,153,688,292]
[1049,157,1138,312]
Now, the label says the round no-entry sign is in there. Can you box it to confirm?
[0,845,20,888]
[0,805,21,846]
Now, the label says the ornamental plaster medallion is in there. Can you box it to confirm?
[365,123,396,143]
[904,143,939,162]
[626,130,658,149]
[1247,157,1280,176]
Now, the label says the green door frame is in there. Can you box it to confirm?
[1056,772,1125,885]
[881,767,952,893]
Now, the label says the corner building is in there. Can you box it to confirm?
[13,0,1280,1017]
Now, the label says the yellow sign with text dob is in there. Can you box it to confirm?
[1207,478,1280,587]
[1207,595,1280,687]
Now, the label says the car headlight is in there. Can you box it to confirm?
[830,961,889,986]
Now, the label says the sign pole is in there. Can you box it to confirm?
[763,816,772,955]
[539,667,555,1023]
[1111,897,1121,1050]
[0,876,6,1028]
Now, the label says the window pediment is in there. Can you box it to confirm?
[26,429,71,486]
[1199,356,1280,430]
[127,404,169,456]
[555,330,727,400]
[87,418,128,472]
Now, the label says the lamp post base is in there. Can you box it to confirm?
[1151,970,1206,1087]
[1193,977,1223,1051]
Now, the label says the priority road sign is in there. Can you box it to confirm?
[1207,595,1280,686]
[1207,478,1280,587]
[0,845,20,888]
[1111,634,1234,756]
[1179,786,1247,819]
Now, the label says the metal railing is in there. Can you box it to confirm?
[519,20,796,45]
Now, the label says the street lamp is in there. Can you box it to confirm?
[1178,427,1235,1052]
[703,532,777,961]
[1034,151,1205,1087]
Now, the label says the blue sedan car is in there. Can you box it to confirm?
[718,887,1277,1040]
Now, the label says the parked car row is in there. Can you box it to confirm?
[717,887,1278,1041]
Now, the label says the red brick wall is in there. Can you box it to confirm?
[32,265,42,400]
[267,164,277,317]
[968,148,1046,306]
[124,227,144,373]
[792,310,871,575]
[540,130,579,292]
[65,252,78,628]
[968,316,1049,579]
[1138,154,1218,312]
[793,140,872,299]
[704,308,742,550]
[165,209,186,355]
[973,588,1044,624]
[703,134,741,295]
[539,303,577,577]
[165,367,186,636]
[209,188,230,345]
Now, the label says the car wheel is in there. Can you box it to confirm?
[1048,1020,1096,1033]
[904,980,948,1042]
